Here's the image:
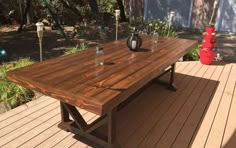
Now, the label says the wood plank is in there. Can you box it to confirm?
[114,61,188,137]
[222,66,236,147]
[35,111,96,148]
[171,65,224,148]
[190,64,232,148]
[20,36,152,79]
[0,98,56,129]
[0,101,59,137]
[56,38,176,92]
[0,106,60,147]
[7,37,197,116]
[70,141,89,148]
[18,37,129,75]
[138,64,210,148]
[155,65,217,148]
[0,96,49,122]
[2,62,236,148]
[123,62,203,148]
[43,36,158,85]
[1,115,61,148]
[204,64,236,148]
[7,73,104,115]
[93,40,197,115]
[117,62,197,146]
[52,114,98,148]
[17,108,88,148]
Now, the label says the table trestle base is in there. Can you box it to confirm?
[58,102,119,147]
[154,63,177,91]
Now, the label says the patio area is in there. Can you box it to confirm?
[0,61,235,148]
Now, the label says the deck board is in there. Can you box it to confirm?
[1,61,236,148]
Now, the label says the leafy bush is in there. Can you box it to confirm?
[64,43,89,55]
[185,45,200,61]
[98,0,117,14]
[0,58,34,109]
[144,19,177,37]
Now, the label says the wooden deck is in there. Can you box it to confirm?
[0,61,236,148]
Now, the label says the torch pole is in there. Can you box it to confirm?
[115,10,120,41]
[116,19,118,40]
[36,22,44,62]
[39,39,43,62]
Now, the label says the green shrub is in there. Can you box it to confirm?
[0,58,34,109]
[185,45,200,61]
[64,43,89,55]
[144,19,177,37]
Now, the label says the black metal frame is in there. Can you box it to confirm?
[154,63,177,91]
[58,102,119,147]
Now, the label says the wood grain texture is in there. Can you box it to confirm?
[1,62,236,148]
[7,36,197,115]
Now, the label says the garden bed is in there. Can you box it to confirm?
[0,58,36,113]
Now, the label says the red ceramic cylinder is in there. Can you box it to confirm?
[202,41,216,48]
[200,49,217,65]
[203,35,216,41]
[205,26,215,34]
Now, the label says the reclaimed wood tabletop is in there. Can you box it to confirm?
[7,36,197,116]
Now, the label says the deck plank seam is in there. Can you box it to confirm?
[121,62,197,146]
[22,110,89,148]
[170,65,223,147]
[52,113,98,148]
[187,65,226,148]
[0,100,58,130]
[220,77,236,147]
[0,96,54,122]
[0,96,49,122]
[1,111,61,147]
[203,65,233,147]
[151,65,210,147]
[154,65,217,147]
[135,63,204,147]
[0,103,60,138]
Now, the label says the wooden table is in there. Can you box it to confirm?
[7,36,197,147]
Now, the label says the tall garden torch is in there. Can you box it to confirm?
[36,22,44,62]
[115,10,120,40]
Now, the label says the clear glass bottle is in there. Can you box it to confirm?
[151,31,159,44]
[95,46,104,66]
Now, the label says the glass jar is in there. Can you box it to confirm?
[95,46,104,66]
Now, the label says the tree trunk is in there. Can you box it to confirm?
[59,0,82,19]
[88,0,100,22]
[116,0,126,22]
[18,0,31,32]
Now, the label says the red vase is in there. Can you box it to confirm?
[202,41,216,48]
[200,49,217,65]
[203,35,216,41]
[205,26,215,34]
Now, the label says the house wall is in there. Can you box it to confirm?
[216,0,236,32]
[144,0,192,28]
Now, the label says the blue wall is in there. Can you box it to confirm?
[216,0,236,32]
[144,0,192,28]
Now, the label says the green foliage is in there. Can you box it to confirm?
[186,45,200,61]
[144,19,177,37]
[98,0,117,14]
[64,43,89,55]
[0,58,34,109]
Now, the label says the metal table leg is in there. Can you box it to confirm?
[154,63,177,91]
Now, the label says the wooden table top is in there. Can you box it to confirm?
[7,36,197,116]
